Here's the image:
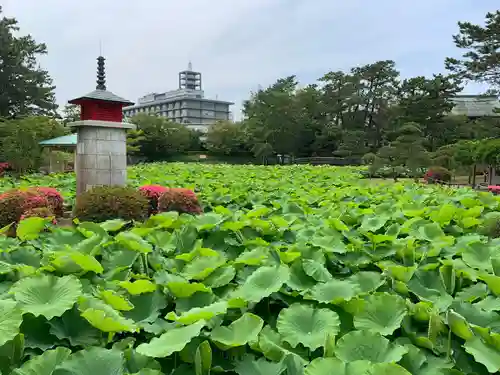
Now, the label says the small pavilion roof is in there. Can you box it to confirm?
[39,134,77,147]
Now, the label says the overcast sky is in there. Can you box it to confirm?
[2,0,497,118]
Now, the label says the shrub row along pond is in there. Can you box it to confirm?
[0,184,202,228]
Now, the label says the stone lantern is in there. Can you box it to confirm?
[68,56,135,195]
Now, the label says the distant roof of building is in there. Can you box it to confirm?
[39,134,77,147]
[69,89,134,105]
[123,95,234,110]
[451,95,500,117]
[138,89,205,104]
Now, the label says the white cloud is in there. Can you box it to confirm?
[2,0,498,118]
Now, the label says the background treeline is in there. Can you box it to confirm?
[1,5,499,172]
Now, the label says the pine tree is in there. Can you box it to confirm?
[446,10,500,89]
[0,6,57,118]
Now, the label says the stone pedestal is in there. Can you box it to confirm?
[70,120,135,195]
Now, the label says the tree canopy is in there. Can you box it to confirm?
[0,117,68,172]
[0,6,57,119]
[446,10,500,89]
[205,120,247,155]
[127,114,197,161]
[238,63,475,160]
[60,104,81,125]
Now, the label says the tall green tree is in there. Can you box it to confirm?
[243,76,302,156]
[396,74,462,150]
[129,114,192,161]
[475,138,500,184]
[318,71,362,156]
[445,10,500,89]
[351,60,400,150]
[318,61,400,155]
[0,116,67,172]
[60,104,81,125]
[0,7,57,118]
[126,128,145,155]
[469,117,500,139]
[187,129,203,152]
[293,84,330,156]
[452,140,480,184]
[205,121,247,155]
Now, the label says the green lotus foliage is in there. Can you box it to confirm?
[1,163,500,373]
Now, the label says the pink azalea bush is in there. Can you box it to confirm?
[33,187,64,216]
[423,166,451,184]
[139,185,169,215]
[0,162,11,176]
[158,188,202,215]
[0,187,64,228]
[0,189,50,227]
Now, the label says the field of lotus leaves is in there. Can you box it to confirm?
[2,163,500,374]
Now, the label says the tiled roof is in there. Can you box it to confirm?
[39,134,77,146]
[69,89,134,105]
[451,95,500,117]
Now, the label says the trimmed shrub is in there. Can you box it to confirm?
[32,187,64,216]
[20,207,57,224]
[424,166,452,184]
[139,185,168,216]
[73,186,149,223]
[158,188,202,215]
[0,189,50,227]
[362,152,376,165]
[0,162,11,176]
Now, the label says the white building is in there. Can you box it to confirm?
[123,63,234,133]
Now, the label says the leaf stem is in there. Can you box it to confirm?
[141,253,149,277]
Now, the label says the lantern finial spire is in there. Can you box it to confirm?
[96,56,106,90]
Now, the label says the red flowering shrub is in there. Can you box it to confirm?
[0,162,11,176]
[424,166,451,184]
[139,185,168,216]
[488,185,500,195]
[32,187,64,216]
[20,207,57,224]
[0,189,50,227]
[158,188,202,215]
